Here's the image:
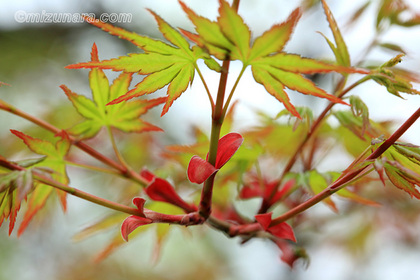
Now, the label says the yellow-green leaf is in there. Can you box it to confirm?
[148,9,192,55]
[179,1,234,60]
[217,0,250,61]
[81,16,175,54]
[163,63,194,115]
[89,49,110,111]
[67,12,204,116]
[61,85,100,120]
[305,170,338,212]
[64,45,165,138]
[258,64,348,106]
[253,53,361,74]
[68,53,182,74]
[109,63,184,105]
[9,131,70,235]
[73,212,127,241]
[249,8,301,61]
[384,160,420,199]
[251,66,299,118]
[321,0,350,67]
[247,5,367,119]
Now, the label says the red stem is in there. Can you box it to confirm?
[199,59,230,218]
[198,0,240,219]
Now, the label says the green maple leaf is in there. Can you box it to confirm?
[0,166,34,235]
[318,0,351,67]
[300,170,379,212]
[376,143,420,199]
[63,43,166,139]
[9,130,71,236]
[66,12,218,116]
[369,54,420,98]
[181,0,368,118]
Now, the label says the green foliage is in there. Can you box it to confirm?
[63,44,166,138]
[376,143,420,198]
[0,168,34,235]
[10,130,71,236]
[182,1,367,118]
[66,11,216,116]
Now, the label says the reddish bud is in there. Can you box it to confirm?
[214,132,244,169]
[240,174,295,208]
[145,177,197,212]
[188,133,243,185]
[270,179,295,205]
[120,197,152,241]
[268,222,296,242]
[255,212,272,230]
[187,155,218,184]
[132,197,146,214]
[255,212,296,242]
[239,184,261,199]
[121,216,152,242]
[275,240,308,268]
[140,168,156,183]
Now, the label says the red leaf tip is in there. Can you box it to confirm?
[90,43,99,62]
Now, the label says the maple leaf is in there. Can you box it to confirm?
[377,143,420,199]
[376,0,420,29]
[62,44,166,139]
[0,167,34,235]
[319,0,351,67]
[180,0,368,118]
[10,130,71,236]
[66,12,218,116]
[300,170,379,211]
[369,54,420,98]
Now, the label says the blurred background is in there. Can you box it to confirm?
[1,0,420,279]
